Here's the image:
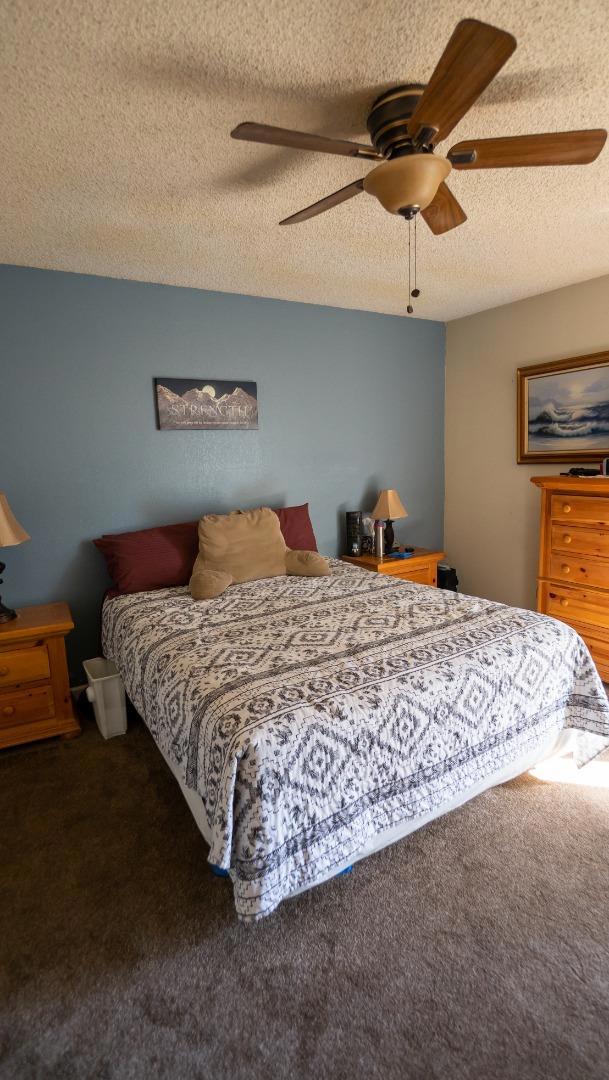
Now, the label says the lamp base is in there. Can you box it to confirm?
[384,519,395,554]
[0,600,17,623]
[0,564,16,620]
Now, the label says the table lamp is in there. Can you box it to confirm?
[0,493,30,623]
[372,489,408,554]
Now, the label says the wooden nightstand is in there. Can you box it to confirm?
[341,548,446,587]
[0,603,80,750]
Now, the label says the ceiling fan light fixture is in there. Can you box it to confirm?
[363,154,451,214]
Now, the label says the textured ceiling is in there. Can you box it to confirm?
[1,0,608,320]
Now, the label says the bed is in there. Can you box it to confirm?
[101,559,609,921]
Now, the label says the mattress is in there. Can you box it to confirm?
[102,559,609,921]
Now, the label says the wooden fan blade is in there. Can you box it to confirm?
[421,183,467,235]
[231,122,382,160]
[448,129,608,168]
[408,19,516,145]
[279,179,365,225]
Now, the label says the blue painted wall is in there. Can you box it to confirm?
[1,265,445,677]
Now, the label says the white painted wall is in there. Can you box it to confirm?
[444,275,609,610]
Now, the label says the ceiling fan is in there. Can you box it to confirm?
[231,18,607,235]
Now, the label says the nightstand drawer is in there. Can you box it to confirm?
[397,566,434,585]
[0,646,50,688]
[0,602,79,750]
[0,686,54,729]
[341,549,444,587]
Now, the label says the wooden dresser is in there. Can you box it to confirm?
[341,548,445,587]
[532,476,609,681]
[0,602,80,749]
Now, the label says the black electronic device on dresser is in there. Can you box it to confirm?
[345,511,362,557]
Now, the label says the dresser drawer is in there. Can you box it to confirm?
[551,493,609,526]
[0,686,55,729]
[545,617,609,681]
[549,552,609,589]
[576,628,609,681]
[542,582,609,632]
[550,522,609,559]
[0,645,50,689]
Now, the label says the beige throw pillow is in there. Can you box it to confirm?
[195,507,287,585]
[286,549,330,577]
[189,508,330,600]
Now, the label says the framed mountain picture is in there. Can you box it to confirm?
[517,350,609,463]
[155,378,258,430]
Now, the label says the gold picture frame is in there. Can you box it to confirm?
[517,349,609,464]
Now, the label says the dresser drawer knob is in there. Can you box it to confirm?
[0,666,8,677]
[561,564,571,574]
[559,598,569,607]
[563,534,572,544]
[562,503,571,514]
[2,705,15,717]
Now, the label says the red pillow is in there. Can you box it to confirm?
[274,503,318,552]
[94,521,199,594]
[94,504,318,593]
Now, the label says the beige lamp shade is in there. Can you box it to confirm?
[372,489,408,521]
[0,494,30,547]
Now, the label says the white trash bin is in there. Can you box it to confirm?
[83,658,127,739]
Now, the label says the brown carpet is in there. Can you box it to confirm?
[1,709,608,1080]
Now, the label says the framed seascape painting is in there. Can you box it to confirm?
[155,378,258,430]
[517,350,609,464]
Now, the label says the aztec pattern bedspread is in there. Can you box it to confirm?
[102,560,609,921]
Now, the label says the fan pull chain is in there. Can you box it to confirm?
[407,218,413,313]
[406,214,422,315]
[413,216,420,298]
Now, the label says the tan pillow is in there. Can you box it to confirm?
[286,549,330,577]
[189,563,233,600]
[197,507,287,584]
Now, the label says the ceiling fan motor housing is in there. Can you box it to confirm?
[367,84,427,157]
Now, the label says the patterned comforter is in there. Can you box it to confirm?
[102,560,609,920]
